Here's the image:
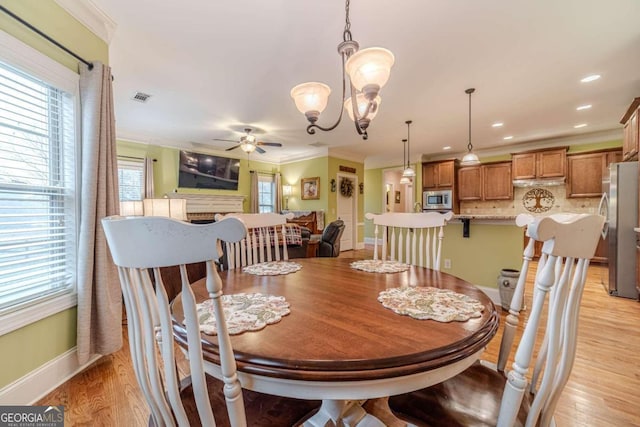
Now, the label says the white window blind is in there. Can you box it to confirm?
[0,60,77,312]
[258,174,275,213]
[118,158,144,201]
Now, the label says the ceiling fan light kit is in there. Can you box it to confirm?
[290,0,394,140]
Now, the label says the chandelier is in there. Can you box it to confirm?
[461,88,481,166]
[290,0,395,140]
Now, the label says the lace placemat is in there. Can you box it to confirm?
[195,293,290,335]
[350,259,410,273]
[378,287,484,322]
[242,261,302,276]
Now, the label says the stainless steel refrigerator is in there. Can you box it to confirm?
[600,161,638,299]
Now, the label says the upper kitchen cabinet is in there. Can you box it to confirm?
[512,147,567,180]
[458,162,512,201]
[422,159,458,189]
[621,97,639,161]
[566,148,623,198]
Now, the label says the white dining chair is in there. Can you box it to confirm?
[365,211,454,270]
[387,213,606,427]
[101,216,318,426]
[214,212,295,270]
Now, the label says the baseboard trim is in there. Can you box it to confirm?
[0,348,100,405]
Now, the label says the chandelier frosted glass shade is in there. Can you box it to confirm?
[461,151,480,166]
[345,47,395,93]
[399,175,411,184]
[344,94,381,122]
[290,82,332,118]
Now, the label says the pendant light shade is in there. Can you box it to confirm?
[461,88,481,166]
[402,120,416,178]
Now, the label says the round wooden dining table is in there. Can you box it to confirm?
[171,256,499,426]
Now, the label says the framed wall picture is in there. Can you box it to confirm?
[301,177,320,200]
[395,190,401,204]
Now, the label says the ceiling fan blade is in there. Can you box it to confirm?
[225,145,241,151]
[257,142,283,147]
[256,146,266,154]
[213,138,238,143]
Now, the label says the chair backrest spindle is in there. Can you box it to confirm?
[365,211,453,270]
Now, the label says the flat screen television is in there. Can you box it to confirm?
[178,150,240,190]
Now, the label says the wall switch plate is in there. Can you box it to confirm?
[444,259,451,269]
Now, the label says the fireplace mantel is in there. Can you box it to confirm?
[166,193,245,221]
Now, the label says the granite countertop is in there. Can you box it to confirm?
[453,214,518,220]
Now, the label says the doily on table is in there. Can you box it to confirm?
[194,293,290,335]
[242,261,302,276]
[378,287,484,322]
[350,259,410,273]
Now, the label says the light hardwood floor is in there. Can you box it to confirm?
[37,250,640,426]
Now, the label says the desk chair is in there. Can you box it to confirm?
[102,216,318,426]
[365,211,453,270]
[214,212,294,270]
[387,213,605,427]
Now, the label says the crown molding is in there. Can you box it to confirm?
[54,0,116,43]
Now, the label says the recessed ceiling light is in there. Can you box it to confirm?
[491,122,503,128]
[574,123,587,128]
[580,74,600,83]
[443,146,452,150]
[503,136,513,140]
[576,104,592,111]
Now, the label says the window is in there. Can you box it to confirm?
[258,174,275,213]
[0,57,77,313]
[118,158,144,201]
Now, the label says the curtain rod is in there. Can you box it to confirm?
[118,155,157,162]
[0,5,94,70]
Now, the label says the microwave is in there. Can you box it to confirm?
[423,189,453,211]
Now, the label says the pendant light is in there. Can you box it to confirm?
[402,120,416,178]
[461,88,481,166]
[399,137,411,184]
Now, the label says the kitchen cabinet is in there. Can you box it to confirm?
[422,160,457,189]
[458,162,512,201]
[512,147,567,180]
[566,149,623,198]
[621,97,639,161]
[457,166,482,200]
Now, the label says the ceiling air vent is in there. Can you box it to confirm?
[132,92,152,103]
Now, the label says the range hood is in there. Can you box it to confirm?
[512,177,566,188]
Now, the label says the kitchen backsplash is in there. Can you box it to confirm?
[459,185,601,216]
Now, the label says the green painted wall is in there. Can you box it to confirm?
[0,0,108,388]
[280,157,329,212]
[567,139,622,154]
[441,223,523,289]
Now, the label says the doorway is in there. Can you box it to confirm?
[383,168,415,213]
[336,172,357,251]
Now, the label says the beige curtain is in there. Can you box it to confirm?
[250,170,259,213]
[144,157,154,198]
[77,62,122,364]
[274,172,282,213]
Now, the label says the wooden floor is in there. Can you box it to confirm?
[37,249,640,426]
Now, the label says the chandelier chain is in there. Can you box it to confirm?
[343,0,352,41]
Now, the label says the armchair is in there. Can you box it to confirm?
[317,219,345,257]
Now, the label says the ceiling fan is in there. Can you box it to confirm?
[213,128,282,154]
